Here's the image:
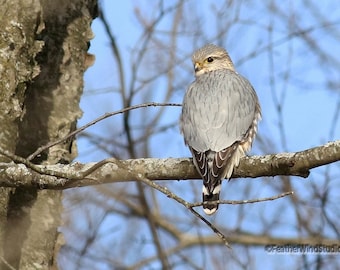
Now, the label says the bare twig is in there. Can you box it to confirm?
[27,102,181,161]
[132,173,231,247]
[189,191,293,208]
[0,257,16,270]
[135,181,170,269]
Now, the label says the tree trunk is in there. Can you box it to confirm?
[0,0,97,269]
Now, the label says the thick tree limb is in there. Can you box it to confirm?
[0,140,339,189]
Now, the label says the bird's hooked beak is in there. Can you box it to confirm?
[194,62,203,73]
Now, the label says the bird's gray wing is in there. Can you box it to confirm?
[180,69,258,152]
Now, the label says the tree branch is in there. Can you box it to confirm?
[0,140,339,189]
[128,232,340,270]
[26,102,181,161]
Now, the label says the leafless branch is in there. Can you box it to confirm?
[0,257,16,270]
[0,140,339,189]
[133,174,231,248]
[27,102,181,161]
[189,191,293,208]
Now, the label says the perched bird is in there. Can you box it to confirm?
[180,44,261,215]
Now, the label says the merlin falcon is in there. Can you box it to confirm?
[180,44,261,215]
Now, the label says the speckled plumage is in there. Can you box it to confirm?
[180,44,261,215]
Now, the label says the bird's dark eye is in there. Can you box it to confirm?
[207,57,214,63]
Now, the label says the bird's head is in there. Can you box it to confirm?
[192,44,235,77]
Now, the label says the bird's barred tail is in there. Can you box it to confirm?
[202,180,221,215]
[200,145,245,215]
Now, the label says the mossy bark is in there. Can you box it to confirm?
[0,0,97,269]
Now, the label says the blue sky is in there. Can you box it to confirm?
[81,1,340,159]
[62,1,340,269]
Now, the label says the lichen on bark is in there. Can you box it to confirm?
[0,0,97,269]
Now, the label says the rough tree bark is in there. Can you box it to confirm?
[0,0,97,269]
[1,140,339,189]
[1,1,340,269]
